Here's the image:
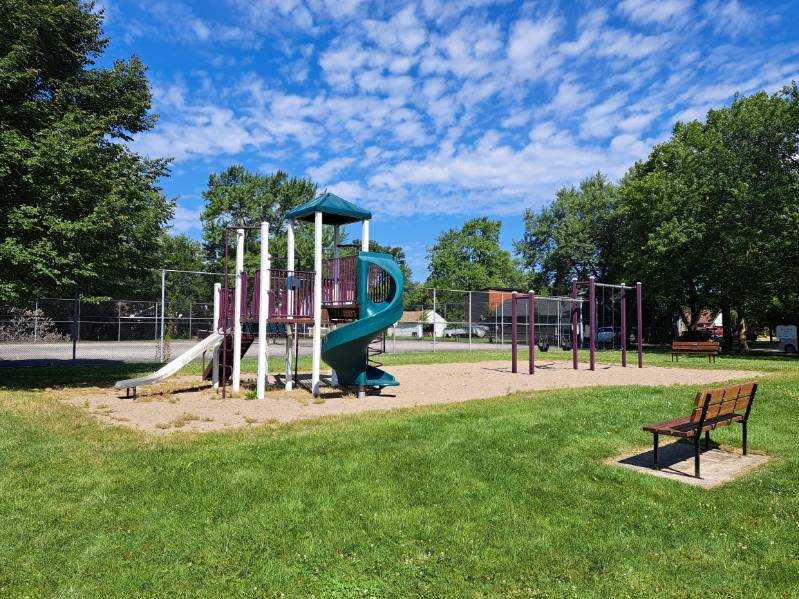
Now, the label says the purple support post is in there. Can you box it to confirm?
[589,276,596,371]
[636,282,643,368]
[240,271,248,319]
[620,286,627,367]
[252,270,260,321]
[511,292,518,373]
[528,291,535,375]
[571,280,579,370]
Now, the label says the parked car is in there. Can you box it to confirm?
[443,325,489,338]
[596,327,616,347]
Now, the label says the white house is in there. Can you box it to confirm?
[391,310,448,337]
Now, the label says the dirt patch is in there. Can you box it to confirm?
[65,360,761,434]
[607,441,772,488]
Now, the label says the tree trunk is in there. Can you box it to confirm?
[721,305,733,351]
[738,315,749,352]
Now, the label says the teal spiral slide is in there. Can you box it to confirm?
[321,251,404,389]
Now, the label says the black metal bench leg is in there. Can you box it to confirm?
[653,433,659,468]
[705,430,710,450]
[742,421,747,455]
[694,434,701,478]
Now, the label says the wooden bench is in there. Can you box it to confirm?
[671,340,719,363]
[642,382,757,478]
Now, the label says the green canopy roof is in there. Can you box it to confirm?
[285,192,371,225]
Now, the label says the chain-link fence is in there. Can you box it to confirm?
[387,288,584,353]
[0,297,161,363]
[1,281,651,365]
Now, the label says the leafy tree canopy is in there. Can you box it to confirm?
[427,218,523,291]
[617,85,799,344]
[0,0,173,301]
[515,173,619,295]
[199,166,319,272]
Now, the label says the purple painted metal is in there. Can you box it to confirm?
[511,292,518,373]
[528,291,535,375]
[620,286,627,367]
[252,270,260,320]
[322,256,357,305]
[268,269,315,319]
[571,281,579,369]
[636,282,643,368]
[589,276,596,371]
[240,271,248,319]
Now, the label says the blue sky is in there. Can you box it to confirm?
[98,0,798,281]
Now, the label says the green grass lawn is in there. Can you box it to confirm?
[1,351,798,596]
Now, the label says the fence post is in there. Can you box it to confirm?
[117,301,121,342]
[511,292,517,373]
[160,269,166,362]
[528,291,535,374]
[33,300,39,342]
[71,290,79,361]
[432,288,437,353]
[501,293,505,345]
[188,301,192,340]
[468,291,472,351]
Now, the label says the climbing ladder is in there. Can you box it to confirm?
[203,333,255,382]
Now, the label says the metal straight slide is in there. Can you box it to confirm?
[114,331,225,392]
[321,252,404,390]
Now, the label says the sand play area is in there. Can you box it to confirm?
[63,360,761,434]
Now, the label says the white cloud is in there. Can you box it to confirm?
[170,204,204,234]
[507,17,561,79]
[702,0,757,36]
[306,157,356,183]
[618,0,693,25]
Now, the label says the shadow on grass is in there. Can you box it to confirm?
[0,361,157,390]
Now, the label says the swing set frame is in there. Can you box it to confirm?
[510,277,643,374]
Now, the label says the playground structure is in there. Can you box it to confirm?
[116,193,404,399]
[510,277,643,373]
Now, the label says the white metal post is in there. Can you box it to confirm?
[432,288,437,352]
[312,211,323,395]
[232,228,244,393]
[212,283,221,389]
[361,219,369,252]
[160,269,166,362]
[257,221,269,399]
[285,220,295,391]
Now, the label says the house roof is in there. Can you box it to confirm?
[401,310,424,322]
[284,192,371,225]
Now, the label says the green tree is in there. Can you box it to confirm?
[0,0,173,302]
[200,166,318,272]
[158,234,210,314]
[426,218,523,320]
[515,173,620,295]
[617,85,799,348]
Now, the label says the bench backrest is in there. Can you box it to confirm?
[673,340,720,351]
[690,382,758,423]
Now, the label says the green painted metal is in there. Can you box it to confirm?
[321,251,404,389]
[284,192,372,225]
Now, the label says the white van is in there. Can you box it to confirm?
[776,324,797,354]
